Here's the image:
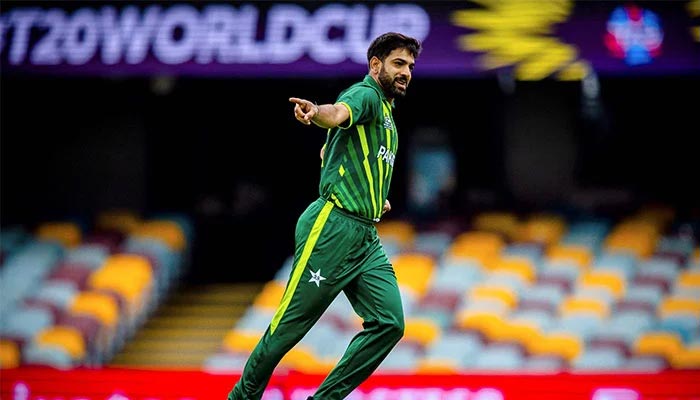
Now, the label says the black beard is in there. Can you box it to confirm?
[378,67,406,98]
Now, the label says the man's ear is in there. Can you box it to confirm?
[370,56,382,74]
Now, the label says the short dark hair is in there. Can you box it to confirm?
[366,32,422,63]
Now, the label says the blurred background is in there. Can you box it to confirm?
[1,0,699,398]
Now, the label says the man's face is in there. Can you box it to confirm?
[377,48,416,98]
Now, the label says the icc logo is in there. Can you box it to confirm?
[604,4,663,66]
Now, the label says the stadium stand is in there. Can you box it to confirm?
[0,210,193,368]
[201,203,700,373]
[3,203,699,373]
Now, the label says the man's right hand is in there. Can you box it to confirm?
[289,97,318,126]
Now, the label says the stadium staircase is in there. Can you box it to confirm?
[109,282,263,368]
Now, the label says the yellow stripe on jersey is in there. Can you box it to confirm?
[357,125,378,219]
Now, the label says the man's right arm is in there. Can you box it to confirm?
[289,97,349,129]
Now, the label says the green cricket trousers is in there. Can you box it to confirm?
[228,197,405,400]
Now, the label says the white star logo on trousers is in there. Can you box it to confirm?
[309,269,326,287]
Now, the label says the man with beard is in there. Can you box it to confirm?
[226,32,422,400]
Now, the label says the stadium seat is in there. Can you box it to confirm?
[222,330,263,354]
[492,257,536,284]
[468,284,518,309]
[34,325,87,364]
[22,342,74,369]
[36,221,82,248]
[377,341,421,372]
[571,348,625,371]
[234,308,274,333]
[46,262,93,290]
[413,231,453,258]
[579,269,626,299]
[252,281,285,311]
[634,331,683,361]
[593,251,637,280]
[0,305,54,341]
[670,345,700,369]
[202,352,248,372]
[546,244,593,270]
[518,284,566,312]
[423,330,483,369]
[402,317,441,348]
[133,220,187,252]
[553,312,604,341]
[657,313,699,343]
[560,295,610,319]
[516,213,566,246]
[0,339,20,368]
[658,297,700,318]
[447,231,504,268]
[528,332,582,361]
[375,220,415,250]
[392,252,435,298]
[501,243,544,266]
[55,312,103,364]
[472,211,519,240]
[429,258,483,295]
[64,244,109,269]
[472,343,525,370]
[278,345,323,372]
[35,279,78,307]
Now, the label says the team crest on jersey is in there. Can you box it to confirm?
[383,117,393,130]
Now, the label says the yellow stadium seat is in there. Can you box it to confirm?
[36,326,86,361]
[677,270,700,289]
[253,281,286,310]
[560,296,609,318]
[88,254,154,322]
[489,319,542,348]
[222,330,262,353]
[604,220,659,258]
[415,359,460,373]
[302,359,337,374]
[454,309,506,338]
[528,332,582,361]
[492,257,536,283]
[279,345,319,371]
[133,220,187,251]
[447,231,504,268]
[96,209,141,234]
[472,211,519,239]
[671,346,700,369]
[546,244,592,269]
[376,220,415,248]
[0,339,20,369]
[634,331,683,360]
[36,221,82,248]
[613,218,661,236]
[403,317,441,347]
[516,214,566,245]
[69,291,120,329]
[469,284,518,309]
[580,270,626,299]
[658,297,700,318]
[392,252,435,297]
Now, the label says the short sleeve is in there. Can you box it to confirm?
[335,85,381,129]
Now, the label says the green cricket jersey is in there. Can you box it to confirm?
[319,75,399,222]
